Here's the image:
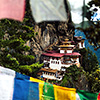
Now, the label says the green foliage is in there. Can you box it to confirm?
[79,48,100,92]
[0,18,41,76]
[84,23,100,50]
[19,62,44,77]
[61,65,84,88]
[86,68,100,92]
[0,1,42,77]
[79,48,99,73]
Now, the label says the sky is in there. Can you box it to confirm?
[91,4,100,21]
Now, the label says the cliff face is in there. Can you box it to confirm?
[30,22,75,61]
[25,0,75,61]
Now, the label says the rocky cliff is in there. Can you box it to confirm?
[30,22,75,61]
[25,0,75,61]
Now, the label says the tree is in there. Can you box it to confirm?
[0,19,43,77]
[61,65,87,90]
[79,48,100,92]
[86,68,100,92]
[79,48,99,73]
[0,0,43,77]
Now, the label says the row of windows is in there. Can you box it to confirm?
[51,61,59,64]
[42,56,60,60]
[78,42,84,48]
[64,57,70,59]
[42,72,56,76]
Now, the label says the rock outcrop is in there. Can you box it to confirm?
[30,22,75,61]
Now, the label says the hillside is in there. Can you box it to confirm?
[75,29,100,65]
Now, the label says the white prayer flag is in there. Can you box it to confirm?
[68,0,92,28]
[30,0,68,23]
[0,66,15,100]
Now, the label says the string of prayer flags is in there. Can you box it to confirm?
[0,66,100,100]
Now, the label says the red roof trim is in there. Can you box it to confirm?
[42,53,64,57]
[42,52,81,57]
[64,52,81,56]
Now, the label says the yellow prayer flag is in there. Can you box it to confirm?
[53,85,76,100]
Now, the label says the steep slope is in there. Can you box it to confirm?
[75,29,100,65]
[30,22,75,61]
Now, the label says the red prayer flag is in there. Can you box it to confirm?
[98,93,100,100]
[0,0,25,21]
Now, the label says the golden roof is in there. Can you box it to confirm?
[58,45,75,48]
[62,41,71,43]
[64,39,69,41]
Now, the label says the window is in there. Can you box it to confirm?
[65,61,72,63]
[50,73,52,75]
[61,62,63,64]
[65,57,70,59]
[56,61,57,64]
[78,44,79,48]
[81,42,83,47]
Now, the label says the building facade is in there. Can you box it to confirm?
[38,37,85,81]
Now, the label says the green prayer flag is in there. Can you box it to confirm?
[43,82,55,100]
[77,90,98,100]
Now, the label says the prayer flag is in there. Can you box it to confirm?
[97,93,100,100]
[0,66,15,100]
[30,0,68,23]
[13,73,40,100]
[68,0,92,29]
[30,77,44,100]
[0,0,25,21]
[54,85,76,100]
[76,93,81,100]
[0,66,100,100]
[43,83,55,100]
[77,90,98,100]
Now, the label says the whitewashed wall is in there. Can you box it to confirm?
[49,59,61,71]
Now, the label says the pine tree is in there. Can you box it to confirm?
[86,68,100,92]
[79,48,99,73]
[79,48,100,92]
[0,0,43,77]
[61,65,87,90]
[0,19,43,77]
